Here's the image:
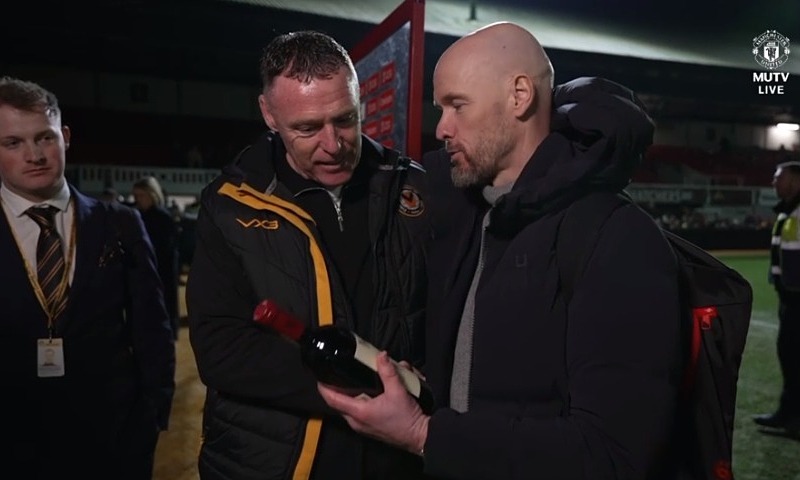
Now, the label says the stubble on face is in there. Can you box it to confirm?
[450,106,515,188]
[438,22,552,190]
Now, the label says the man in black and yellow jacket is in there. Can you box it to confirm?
[186,31,429,480]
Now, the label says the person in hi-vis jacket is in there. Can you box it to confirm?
[755,160,800,434]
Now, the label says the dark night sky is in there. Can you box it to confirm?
[489,0,798,38]
[2,0,797,122]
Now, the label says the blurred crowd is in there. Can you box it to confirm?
[651,208,773,231]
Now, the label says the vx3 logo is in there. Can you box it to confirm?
[236,218,279,229]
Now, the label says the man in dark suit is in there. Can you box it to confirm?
[0,76,176,479]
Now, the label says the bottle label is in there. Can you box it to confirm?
[352,333,422,398]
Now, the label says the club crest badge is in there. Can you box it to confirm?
[752,30,790,70]
[399,186,424,217]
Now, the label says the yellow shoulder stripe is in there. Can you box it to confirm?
[217,180,330,480]
[218,182,314,223]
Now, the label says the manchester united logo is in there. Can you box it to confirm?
[753,30,790,70]
[398,186,424,217]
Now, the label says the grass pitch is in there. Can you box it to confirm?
[719,253,800,480]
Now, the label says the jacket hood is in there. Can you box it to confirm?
[489,76,654,236]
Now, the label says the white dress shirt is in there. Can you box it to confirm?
[0,182,76,284]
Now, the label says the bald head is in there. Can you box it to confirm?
[442,22,552,87]
[433,22,554,187]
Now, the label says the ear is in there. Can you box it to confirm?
[62,126,71,150]
[511,74,535,117]
[258,94,277,131]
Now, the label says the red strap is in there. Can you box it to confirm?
[714,460,732,480]
[682,306,717,393]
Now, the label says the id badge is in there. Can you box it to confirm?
[37,338,65,378]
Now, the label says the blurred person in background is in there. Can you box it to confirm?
[99,187,122,204]
[133,175,180,338]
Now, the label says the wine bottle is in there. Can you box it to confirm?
[253,299,434,414]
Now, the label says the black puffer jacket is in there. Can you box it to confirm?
[187,132,429,480]
[422,77,684,480]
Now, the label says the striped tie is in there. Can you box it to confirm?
[26,206,68,319]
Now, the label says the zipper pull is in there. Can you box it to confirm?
[337,208,344,231]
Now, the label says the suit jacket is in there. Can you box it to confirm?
[0,186,176,477]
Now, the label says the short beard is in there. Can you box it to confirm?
[450,117,514,188]
[451,161,494,188]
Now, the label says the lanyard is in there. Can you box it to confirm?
[3,200,77,336]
